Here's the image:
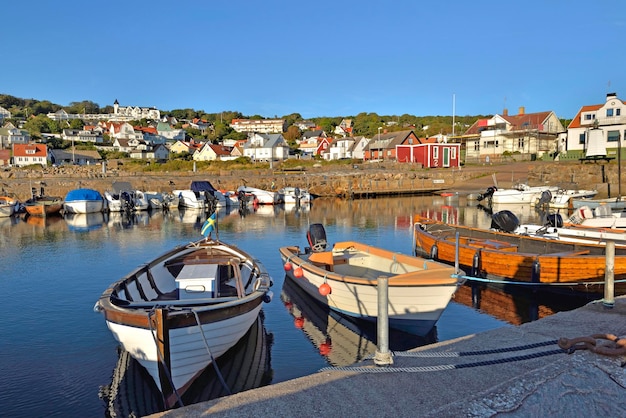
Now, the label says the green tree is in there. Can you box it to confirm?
[69,118,84,129]
[283,125,301,143]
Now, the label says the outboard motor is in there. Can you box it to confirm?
[307,223,328,253]
[477,186,497,202]
[546,213,563,228]
[536,190,552,207]
[490,210,520,233]
[121,191,134,213]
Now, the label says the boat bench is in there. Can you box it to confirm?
[466,238,518,251]
[543,250,590,257]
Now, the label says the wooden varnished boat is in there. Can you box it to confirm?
[413,215,626,294]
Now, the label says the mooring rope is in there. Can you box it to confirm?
[364,340,558,359]
[191,309,232,395]
[320,348,565,373]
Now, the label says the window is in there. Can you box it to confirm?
[584,114,595,120]
[433,147,439,158]
[607,109,614,117]
[474,142,480,151]
[608,131,620,142]
[579,132,586,145]
[617,109,622,116]
[518,138,525,149]
[451,148,457,159]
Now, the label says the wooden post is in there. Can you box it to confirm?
[603,240,615,308]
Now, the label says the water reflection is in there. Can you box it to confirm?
[65,212,105,232]
[454,282,596,325]
[99,315,273,417]
[280,277,437,367]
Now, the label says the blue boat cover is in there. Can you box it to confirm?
[65,188,104,201]
[190,181,217,193]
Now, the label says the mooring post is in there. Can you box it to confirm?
[374,276,393,366]
[603,240,615,308]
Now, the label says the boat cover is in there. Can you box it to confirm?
[65,188,103,201]
[191,181,217,193]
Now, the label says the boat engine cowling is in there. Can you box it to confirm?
[307,223,328,253]
[477,186,497,201]
[546,213,563,228]
[491,210,520,233]
[536,190,553,206]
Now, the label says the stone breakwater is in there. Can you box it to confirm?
[0,161,621,201]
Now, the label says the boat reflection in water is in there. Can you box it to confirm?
[280,277,436,367]
[99,315,273,417]
[454,282,595,326]
[64,212,105,232]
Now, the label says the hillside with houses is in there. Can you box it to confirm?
[1,93,625,170]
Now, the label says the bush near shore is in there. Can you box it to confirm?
[0,158,621,201]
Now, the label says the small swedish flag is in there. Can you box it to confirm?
[201,212,217,237]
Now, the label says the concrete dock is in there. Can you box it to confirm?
[150,296,626,418]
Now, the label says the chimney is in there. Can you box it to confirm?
[518,106,525,115]
[503,108,508,116]
[607,92,617,101]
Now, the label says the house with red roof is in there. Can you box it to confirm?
[463,107,564,163]
[365,130,420,161]
[396,135,461,168]
[12,143,48,168]
[193,143,234,161]
[566,92,626,160]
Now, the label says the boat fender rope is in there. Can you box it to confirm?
[558,333,626,356]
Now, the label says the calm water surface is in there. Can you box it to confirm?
[0,196,595,417]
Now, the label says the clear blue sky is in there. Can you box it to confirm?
[2,1,624,120]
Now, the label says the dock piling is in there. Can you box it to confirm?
[374,276,393,366]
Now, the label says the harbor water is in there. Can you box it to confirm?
[0,195,596,417]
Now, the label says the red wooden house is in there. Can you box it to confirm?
[396,136,461,168]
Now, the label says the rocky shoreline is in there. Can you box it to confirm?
[0,160,622,201]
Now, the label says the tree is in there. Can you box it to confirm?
[69,118,84,129]
[283,125,301,143]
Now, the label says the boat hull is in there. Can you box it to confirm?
[63,199,104,214]
[279,241,461,335]
[413,217,626,293]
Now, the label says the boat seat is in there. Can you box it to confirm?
[467,239,518,251]
[543,250,590,257]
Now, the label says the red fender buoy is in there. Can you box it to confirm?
[294,267,304,278]
[294,317,304,329]
[319,283,331,296]
[284,262,292,271]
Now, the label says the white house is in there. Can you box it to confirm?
[231,119,286,134]
[0,106,12,121]
[328,137,355,160]
[566,92,626,159]
[463,107,564,162]
[62,129,104,144]
[243,133,290,161]
[0,123,30,148]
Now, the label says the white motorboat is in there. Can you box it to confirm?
[532,188,598,209]
[63,188,105,214]
[236,186,278,205]
[478,184,559,205]
[278,186,312,205]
